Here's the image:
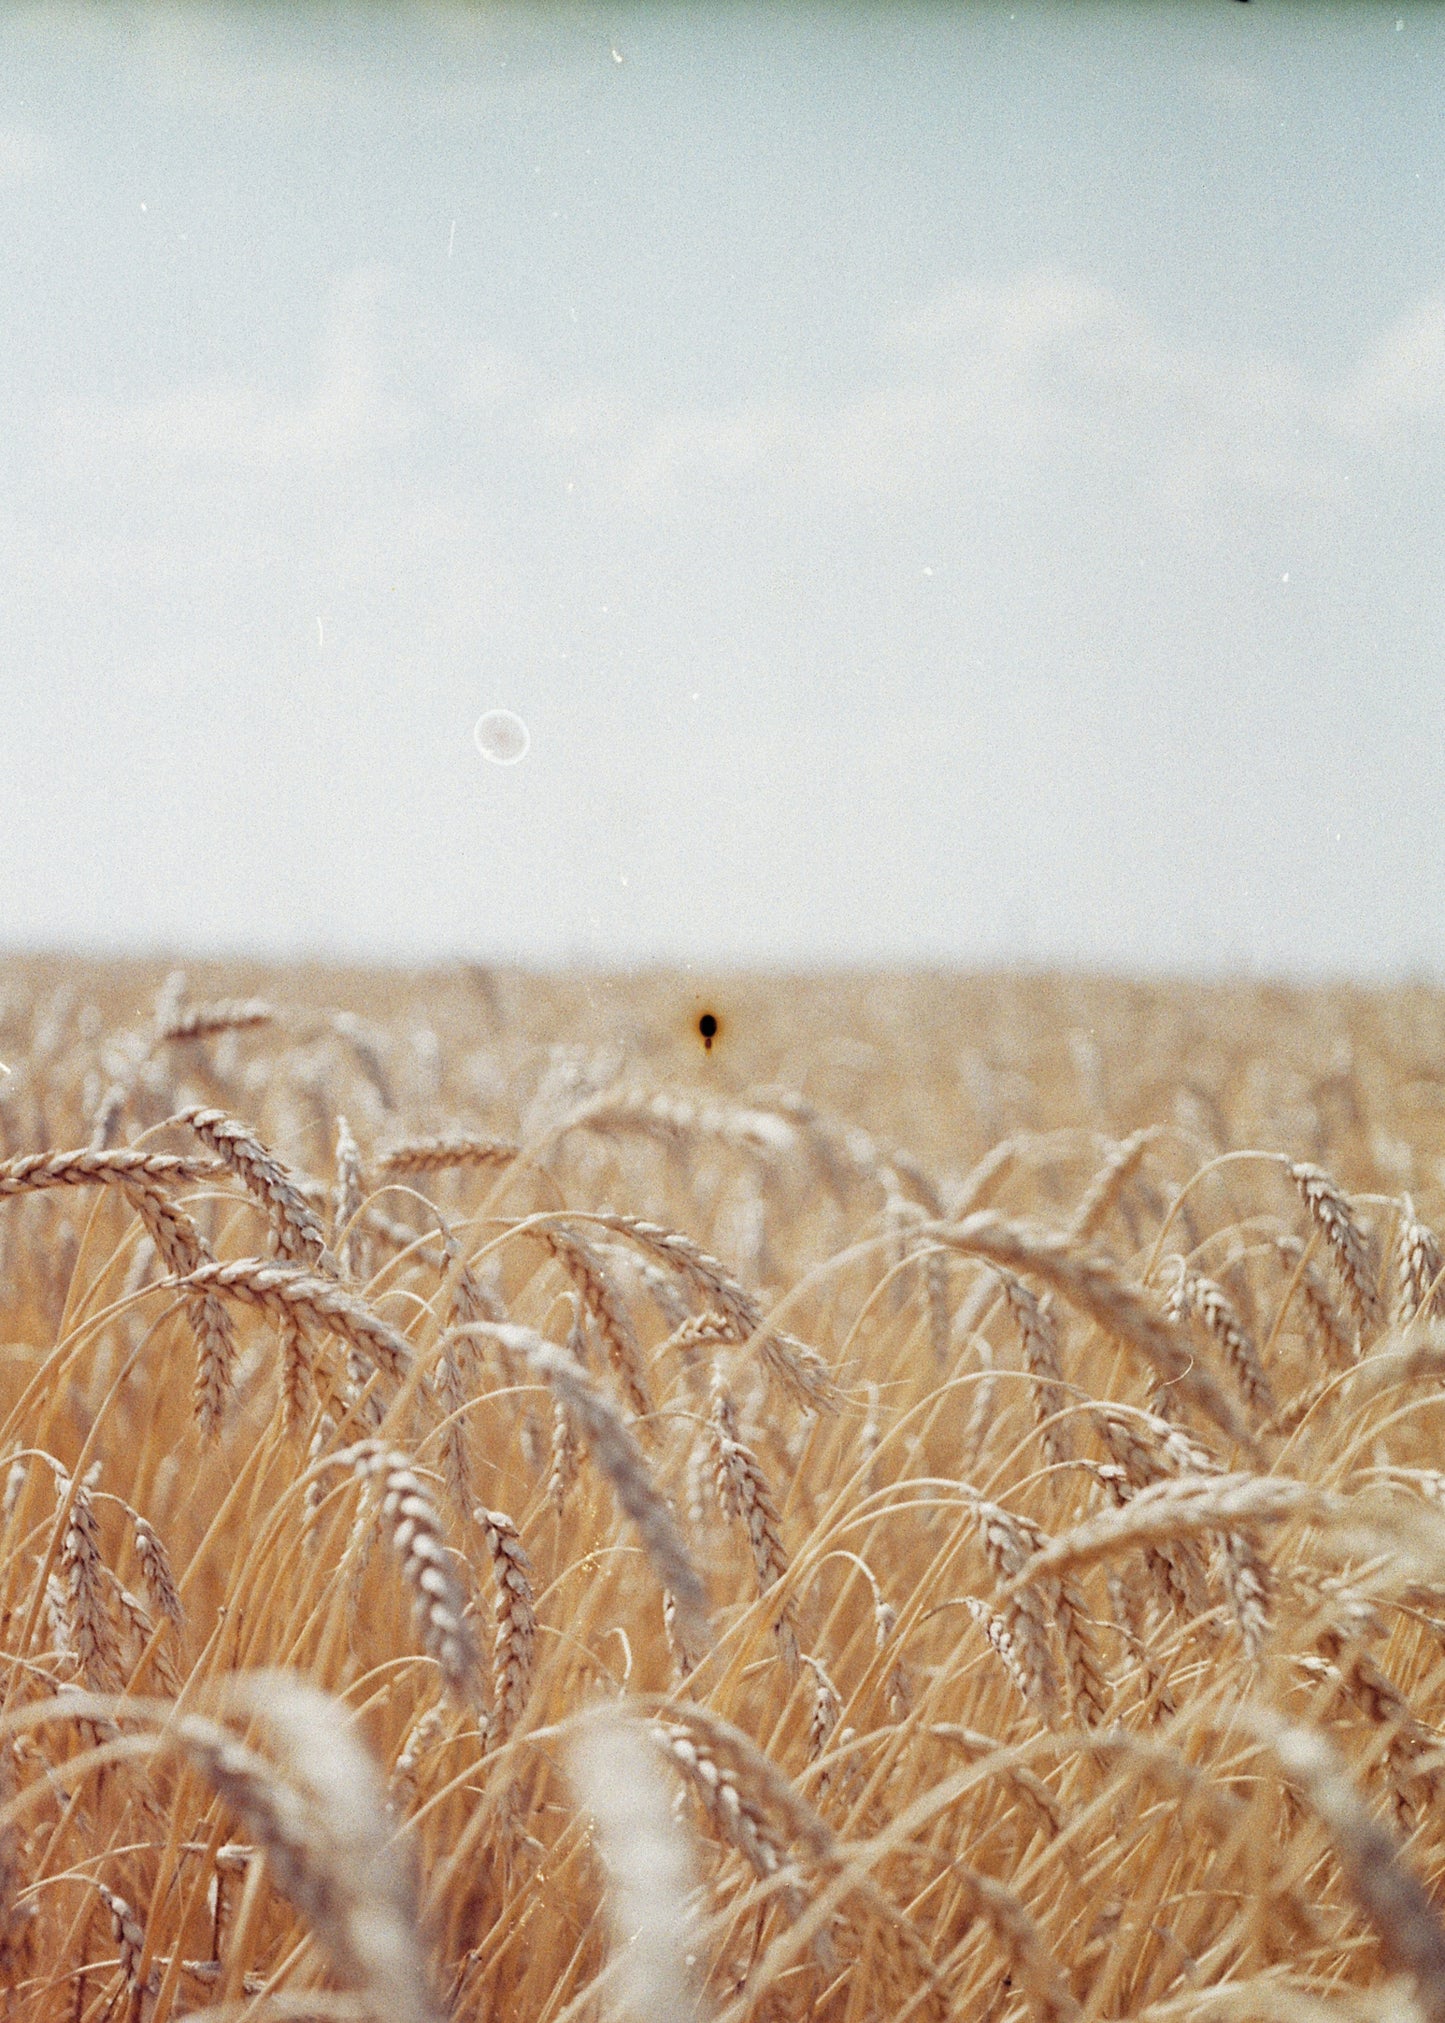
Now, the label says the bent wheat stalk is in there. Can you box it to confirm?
[173,1257,412,1383]
[168,1678,444,2023]
[173,1106,334,1269]
[1250,1710,1445,2023]
[924,1213,1252,1446]
[471,1321,710,1648]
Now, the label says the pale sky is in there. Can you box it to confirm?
[3,1,1444,974]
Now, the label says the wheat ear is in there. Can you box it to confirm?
[95,1882,147,1997]
[377,1134,519,1179]
[1069,1127,1158,1241]
[571,1705,707,2023]
[1275,1234,1358,1369]
[1251,1711,1445,2023]
[173,1105,334,1269]
[339,1441,484,1708]
[1000,1275,1072,1464]
[472,1321,710,1648]
[158,998,273,1042]
[1396,1197,1445,1326]
[929,1213,1251,1446]
[175,1257,412,1383]
[1168,1265,1276,1420]
[709,1366,799,1666]
[332,1113,367,1277]
[478,1506,535,1742]
[1287,1161,1382,1330]
[1002,1473,1337,1592]
[55,1469,123,1693]
[536,1225,652,1417]
[170,1680,443,2023]
[0,1151,240,1430]
[577,1211,839,1410]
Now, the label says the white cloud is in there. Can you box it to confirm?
[2,3,612,121]
[597,269,1352,515]
[0,123,55,189]
[56,267,422,472]
[42,261,1445,533]
[1336,292,1445,439]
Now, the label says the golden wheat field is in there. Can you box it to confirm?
[6,956,1445,2023]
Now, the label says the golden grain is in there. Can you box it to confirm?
[3,961,1445,2022]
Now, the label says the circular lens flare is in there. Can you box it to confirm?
[474,709,530,765]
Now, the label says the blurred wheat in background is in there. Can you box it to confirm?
[5,956,1445,2021]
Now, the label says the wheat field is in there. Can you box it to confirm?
[4,955,1445,2023]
